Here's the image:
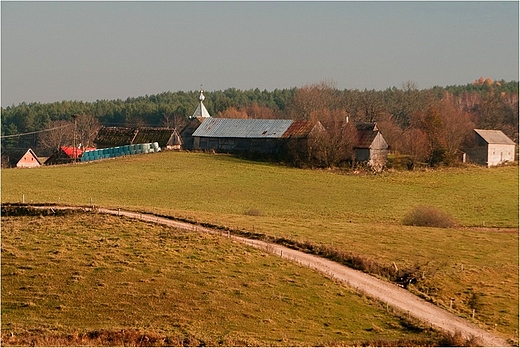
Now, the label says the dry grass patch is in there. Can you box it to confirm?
[1,152,517,343]
[2,212,447,346]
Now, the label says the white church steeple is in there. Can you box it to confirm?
[191,85,211,119]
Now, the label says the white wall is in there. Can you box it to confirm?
[487,144,515,167]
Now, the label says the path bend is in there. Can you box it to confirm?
[28,205,513,347]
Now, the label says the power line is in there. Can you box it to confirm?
[0,124,71,139]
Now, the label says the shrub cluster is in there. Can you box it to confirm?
[402,205,456,228]
[244,208,263,216]
[438,330,482,347]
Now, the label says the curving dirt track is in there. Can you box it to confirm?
[30,206,512,346]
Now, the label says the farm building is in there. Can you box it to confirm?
[15,148,42,168]
[354,123,389,168]
[186,89,326,156]
[94,126,181,150]
[1,148,41,168]
[183,88,388,166]
[191,118,326,156]
[180,117,206,151]
[166,131,183,150]
[192,118,291,153]
[463,129,516,167]
[44,146,96,165]
[94,127,137,148]
[2,149,42,168]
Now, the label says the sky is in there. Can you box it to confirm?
[1,1,518,107]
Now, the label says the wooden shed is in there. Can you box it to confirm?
[354,123,389,168]
[464,129,516,167]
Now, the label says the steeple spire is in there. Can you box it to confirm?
[198,84,205,101]
[191,85,211,119]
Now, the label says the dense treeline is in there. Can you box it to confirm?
[1,80,518,165]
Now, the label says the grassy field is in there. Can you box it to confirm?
[2,151,518,343]
[2,152,518,227]
[2,213,445,346]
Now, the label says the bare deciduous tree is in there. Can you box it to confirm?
[397,128,430,167]
[161,114,188,131]
[359,89,384,123]
[76,114,101,148]
[287,80,342,120]
[309,108,357,167]
[38,120,72,152]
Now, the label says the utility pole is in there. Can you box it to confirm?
[71,114,78,164]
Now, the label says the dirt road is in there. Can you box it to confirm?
[39,206,513,346]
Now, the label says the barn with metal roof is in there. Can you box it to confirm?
[183,87,388,167]
[464,129,516,166]
[191,118,325,155]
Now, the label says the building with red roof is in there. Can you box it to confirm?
[44,146,96,165]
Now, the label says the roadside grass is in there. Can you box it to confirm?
[1,151,518,343]
[2,213,444,346]
[201,218,518,343]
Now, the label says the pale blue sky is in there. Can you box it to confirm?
[1,1,518,106]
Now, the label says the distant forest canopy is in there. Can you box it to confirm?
[2,79,518,162]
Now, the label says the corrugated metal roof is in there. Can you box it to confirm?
[192,118,294,138]
[475,129,515,145]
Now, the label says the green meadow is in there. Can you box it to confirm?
[2,151,518,344]
[2,213,445,346]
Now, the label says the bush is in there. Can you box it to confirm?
[403,206,456,228]
[244,208,263,216]
[438,330,482,347]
